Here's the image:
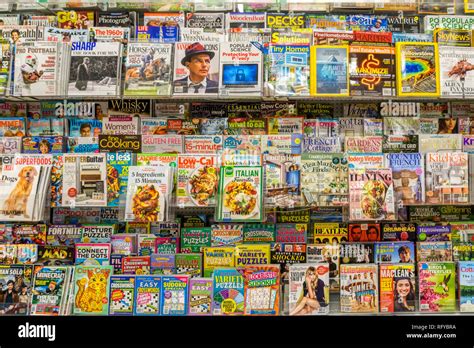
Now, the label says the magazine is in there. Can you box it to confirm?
[109,275,135,315]
[219,42,262,96]
[124,43,172,96]
[216,166,264,222]
[0,265,32,315]
[345,136,383,153]
[395,42,440,97]
[31,266,71,316]
[264,154,301,208]
[379,264,416,312]
[133,275,160,315]
[385,153,425,211]
[459,261,474,312]
[72,265,112,315]
[439,46,474,98]
[340,264,378,313]
[374,242,415,263]
[418,262,456,312]
[310,45,349,96]
[264,44,310,96]
[68,42,122,96]
[349,45,394,97]
[425,152,469,204]
[289,263,330,315]
[173,41,220,95]
[188,277,213,316]
[56,10,94,29]
[176,154,218,208]
[13,42,61,97]
[300,153,348,206]
[202,247,235,277]
[43,27,89,42]
[349,168,396,221]
[125,165,172,222]
[435,29,473,47]
[243,265,280,315]
[160,275,189,316]
[212,268,245,315]
[142,12,185,43]
[62,154,107,207]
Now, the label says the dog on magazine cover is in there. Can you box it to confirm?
[3,166,38,218]
[173,42,218,94]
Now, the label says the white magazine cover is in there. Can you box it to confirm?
[185,12,225,32]
[439,46,474,98]
[67,42,122,96]
[124,43,172,96]
[14,42,60,97]
[173,41,220,96]
[0,154,52,221]
[219,42,263,96]
[62,153,107,207]
[89,27,130,43]
[125,165,171,222]
[289,263,330,315]
[180,28,226,43]
[43,27,89,42]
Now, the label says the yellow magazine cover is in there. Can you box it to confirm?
[203,247,235,277]
[310,45,350,97]
[395,42,440,97]
[465,0,474,13]
[235,244,270,267]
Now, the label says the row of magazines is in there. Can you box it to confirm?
[0,149,473,222]
[0,260,472,315]
[7,38,474,98]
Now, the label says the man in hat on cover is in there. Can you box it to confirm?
[173,42,218,94]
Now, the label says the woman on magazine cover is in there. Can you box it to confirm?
[393,276,415,312]
[290,266,327,315]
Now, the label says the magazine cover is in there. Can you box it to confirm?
[46,225,82,246]
[349,168,396,221]
[43,27,89,42]
[310,45,349,97]
[264,154,302,208]
[0,156,44,221]
[106,152,132,207]
[374,242,416,263]
[459,261,474,312]
[349,45,394,97]
[188,277,213,316]
[1,25,37,44]
[73,265,112,315]
[379,264,416,312]
[22,136,64,154]
[37,245,74,265]
[235,244,271,267]
[348,223,381,242]
[180,227,211,253]
[425,152,469,204]
[345,136,383,153]
[202,247,235,277]
[0,265,32,315]
[264,44,310,96]
[62,154,107,207]
[347,154,384,169]
[381,223,417,241]
[175,254,202,277]
[68,118,102,137]
[56,10,94,29]
[424,15,474,32]
[289,263,329,315]
[417,241,453,262]
[68,42,122,96]
[173,42,220,95]
[212,268,245,315]
[417,225,451,242]
[439,46,474,98]
[300,153,348,207]
[419,262,456,312]
[14,42,60,97]
[211,224,244,246]
[124,43,172,96]
[306,244,340,291]
[31,266,70,315]
[219,42,262,96]
[109,275,135,315]
[395,42,440,97]
[434,29,473,47]
[183,135,222,153]
[340,264,378,313]
[270,243,306,284]
[125,166,172,223]
[216,166,263,223]
[243,224,276,243]
[150,254,174,274]
[75,243,111,265]
[243,265,280,316]
[313,222,348,243]
[133,275,160,316]
[419,134,462,153]
[176,154,218,208]
[142,12,185,43]
[160,275,190,316]
[385,153,425,213]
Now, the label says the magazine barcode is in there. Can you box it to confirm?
[447,7,454,14]
[223,212,230,219]
[383,88,392,96]
[420,303,429,310]
[402,87,411,92]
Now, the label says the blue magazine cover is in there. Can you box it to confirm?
[109,275,135,315]
[68,118,102,137]
[374,241,415,263]
[313,46,349,96]
[134,275,161,315]
[160,275,189,316]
